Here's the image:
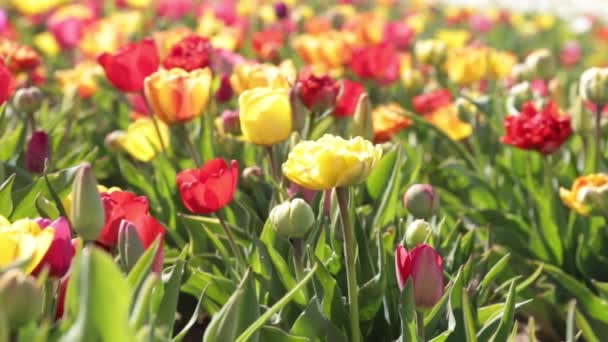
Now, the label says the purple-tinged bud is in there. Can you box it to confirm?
[221,109,241,135]
[274,2,288,19]
[403,184,440,219]
[12,86,43,113]
[26,130,50,173]
[395,244,444,309]
[215,74,234,103]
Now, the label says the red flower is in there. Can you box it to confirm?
[502,101,572,155]
[251,29,284,61]
[412,89,452,115]
[215,74,233,103]
[132,214,166,273]
[384,22,415,50]
[49,18,86,49]
[98,38,159,93]
[177,158,239,214]
[26,130,50,173]
[349,42,400,85]
[560,41,581,67]
[0,60,15,104]
[32,217,75,278]
[163,35,213,72]
[334,79,366,117]
[296,69,340,112]
[395,244,444,309]
[98,191,150,247]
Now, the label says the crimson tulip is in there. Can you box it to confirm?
[31,217,75,278]
[334,79,365,117]
[132,214,166,273]
[349,42,400,85]
[98,38,159,93]
[177,158,239,214]
[26,131,50,173]
[163,35,212,72]
[395,243,444,309]
[98,190,149,247]
[296,69,340,112]
[0,60,15,104]
[412,89,452,115]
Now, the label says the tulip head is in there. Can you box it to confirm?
[414,39,447,67]
[403,184,440,219]
[296,69,340,112]
[26,130,50,174]
[70,163,105,241]
[220,109,241,136]
[395,244,444,309]
[239,87,292,146]
[0,269,43,330]
[400,69,424,95]
[405,219,432,248]
[525,49,556,80]
[352,93,373,140]
[560,173,608,216]
[269,198,315,239]
[12,86,43,114]
[579,67,608,106]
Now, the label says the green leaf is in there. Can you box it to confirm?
[35,193,60,220]
[264,236,307,306]
[157,258,186,333]
[489,280,516,342]
[358,233,386,321]
[259,327,310,342]
[477,300,533,326]
[479,254,510,290]
[371,146,403,228]
[566,300,576,342]
[130,273,161,329]
[127,238,160,293]
[462,288,478,342]
[290,297,348,342]
[0,174,15,217]
[528,316,537,342]
[575,309,601,342]
[399,278,417,342]
[366,147,398,200]
[171,285,209,342]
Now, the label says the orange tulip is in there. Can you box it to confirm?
[372,104,413,143]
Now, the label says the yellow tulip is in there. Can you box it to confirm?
[107,118,170,162]
[55,61,103,99]
[239,87,292,146]
[560,174,608,216]
[488,50,517,79]
[427,105,472,141]
[293,32,355,76]
[282,134,383,190]
[230,61,296,94]
[33,32,60,58]
[126,0,151,8]
[414,39,447,67]
[144,68,213,125]
[445,47,488,86]
[10,0,65,15]
[435,29,471,49]
[0,217,54,274]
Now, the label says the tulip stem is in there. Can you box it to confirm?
[335,187,361,342]
[215,211,247,273]
[595,104,603,171]
[140,91,169,159]
[182,125,202,166]
[416,311,425,341]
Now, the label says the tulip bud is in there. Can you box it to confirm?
[274,2,288,19]
[507,82,533,110]
[510,63,534,83]
[242,165,263,180]
[571,97,595,134]
[290,85,308,132]
[0,269,43,330]
[26,130,50,173]
[269,198,315,238]
[401,69,424,95]
[403,184,440,219]
[12,86,43,114]
[525,49,556,80]
[579,67,608,106]
[215,74,234,103]
[104,130,127,151]
[395,244,444,309]
[414,39,447,67]
[220,110,241,135]
[352,93,373,140]
[117,220,145,273]
[405,219,432,248]
[70,163,105,241]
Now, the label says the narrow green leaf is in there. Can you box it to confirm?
[0,174,15,217]
[399,278,417,342]
[127,239,160,292]
[479,254,511,290]
[489,281,516,342]
[566,300,576,342]
[171,285,209,342]
[157,258,186,333]
[575,309,600,342]
[462,288,478,342]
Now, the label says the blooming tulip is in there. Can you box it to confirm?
[296,69,340,112]
[334,79,366,117]
[144,67,213,124]
[412,89,452,115]
[26,131,50,173]
[560,174,608,216]
[177,158,239,214]
[163,35,212,71]
[99,190,149,247]
[395,244,444,309]
[98,38,160,93]
[372,103,412,143]
[31,217,74,278]
[230,61,295,94]
[0,61,15,105]
[0,216,54,274]
[239,87,292,146]
[132,214,166,273]
[350,42,400,85]
[105,118,170,162]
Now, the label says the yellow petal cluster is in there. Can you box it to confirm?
[239,87,292,146]
[560,174,608,216]
[0,217,54,274]
[108,118,170,162]
[230,60,296,94]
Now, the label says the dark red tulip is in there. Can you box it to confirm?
[177,158,239,214]
[296,68,340,112]
[98,190,150,247]
[395,243,444,309]
[98,38,159,93]
[163,35,212,72]
[215,74,234,103]
[334,79,365,117]
[31,217,75,278]
[26,131,50,173]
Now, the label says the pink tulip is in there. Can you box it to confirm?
[49,18,85,49]
[395,244,444,309]
[32,217,75,278]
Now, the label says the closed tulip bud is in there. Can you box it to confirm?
[215,74,234,103]
[401,69,424,95]
[352,93,373,140]
[26,130,50,173]
[70,163,105,241]
[289,86,308,132]
[118,220,145,273]
[269,198,315,238]
[12,86,43,113]
[508,82,533,110]
[274,2,288,19]
[579,67,608,106]
[0,269,43,330]
[525,49,556,80]
[403,184,440,219]
[221,110,241,135]
[395,244,444,309]
[571,97,595,134]
[405,219,432,248]
[414,39,447,67]
[510,63,533,83]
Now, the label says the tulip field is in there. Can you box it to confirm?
[3,0,608,341]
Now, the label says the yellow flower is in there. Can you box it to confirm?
[62,185,120,217]
[445,47,488,86]
[560,174,608,216]
[55,61,103,99]
[535,14,555,31]
[405,12,427,34]
[427,104,472,141]
[33,32,60,58]
[435,29,471,49]
[488,50,517,79]
[372,104,413,143]
[0,217,54,274]
[283,135,383,190]
[414,39,447,66]
[80,21,125,57]
[239,87,292,146]
[144,68,213,125]
[107,118,170,162]
[293,32,355,76]
[10,0,65,15]
[230,61,296,94]
[197,11,243,51]
[126,0,151,8]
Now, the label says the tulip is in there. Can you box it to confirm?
[98,38,160,93]
[26,131,50,174]
[395,244,444,309]
[282,134,383,190]
[70,163,105,242]
[401,69,424,95]
[0,216,54,274]
[384,22,415,50]
[349,42,400,85]
[230,61,295,94]
[403,184,440,219]
[132,215,166,273]
[560,174,608,216]
[49,18,85,49]
[0,61,15,105]
[220,110,241,135]
[0,269,43,330]
[239,87,292,146]
[405,219,432,248]
[144,68,213,124]
[412,89,452,115]
[426,104,473,141]
[414,39,447,67]
[296,69,340,112]
[13,87,43,114]
[334,79,366,117]
[9,0,63,15]
[216,74,234,103]
[31,217,74,278]
[251,29,284,61]
[55,61,103,99]
[353,94,374,141]
[525,49,555,80]
[177,158,239,214]
[105,118,170,162]
[580,68,608,106]
[269,199,315,239]
[162,35,212,72]
[371,103,412,143]
[99,190,149,247]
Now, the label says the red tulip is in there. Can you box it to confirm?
[215,74,234,103]
[412,89,452,115]
[349,42,400,85]
[334,79,365,117]
[502,101,572,155]
[32,217,75,278]
[98,38,159,93]
[132,214,166,273]
[395,244,444,309]
[251,29,284,61]
[55,274,69,320]
[0,60,15,104]
[49,18,86,49]
[98,190,149,247]
[163,35,212,72]
[384,22,415,50]
[26,131,50,173]
[296,69,340,112]
[177,158,239,214]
